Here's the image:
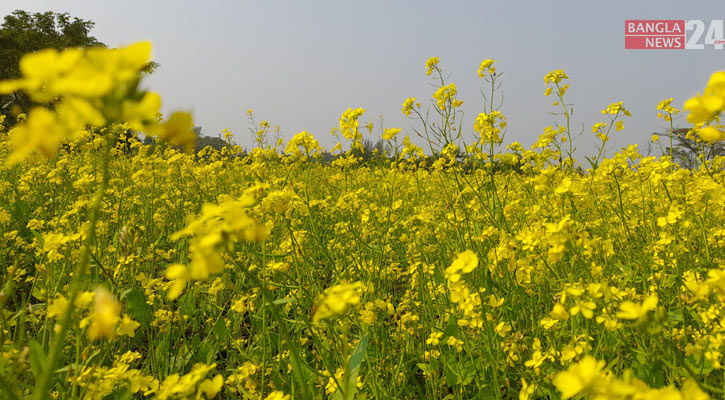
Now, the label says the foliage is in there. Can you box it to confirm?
[0,10,159,122]
[0,10,103,119]
[653,128,725,169]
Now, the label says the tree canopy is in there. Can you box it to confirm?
[0,10,104,118]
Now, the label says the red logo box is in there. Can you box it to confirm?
[625,20,685,49]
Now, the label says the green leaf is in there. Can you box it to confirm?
[125,287,151,328]
[154,338,169,368]
[334,332,370,400]
[271,297,297,306]
[442,318,458,341]
[444,360,460,387]
[430,357,440,375]
[179,289,196,316]
[28,340,48,379]
[212,317,228,340]
[417,363,431,375]
[287,338,314,400]
[648,359,665,387]
[667,310,683,323]
[197,341,216,364]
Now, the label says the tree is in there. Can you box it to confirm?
[656,128,725,169]
[0,10,104,119]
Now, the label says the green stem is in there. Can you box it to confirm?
[32,132,112,400]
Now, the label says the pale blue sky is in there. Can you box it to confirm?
[2,1,723,156]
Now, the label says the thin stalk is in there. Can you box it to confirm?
[32,132,112,400]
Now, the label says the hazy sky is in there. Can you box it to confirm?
[2,1,723,156]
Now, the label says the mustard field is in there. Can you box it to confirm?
[1,42,725,400]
